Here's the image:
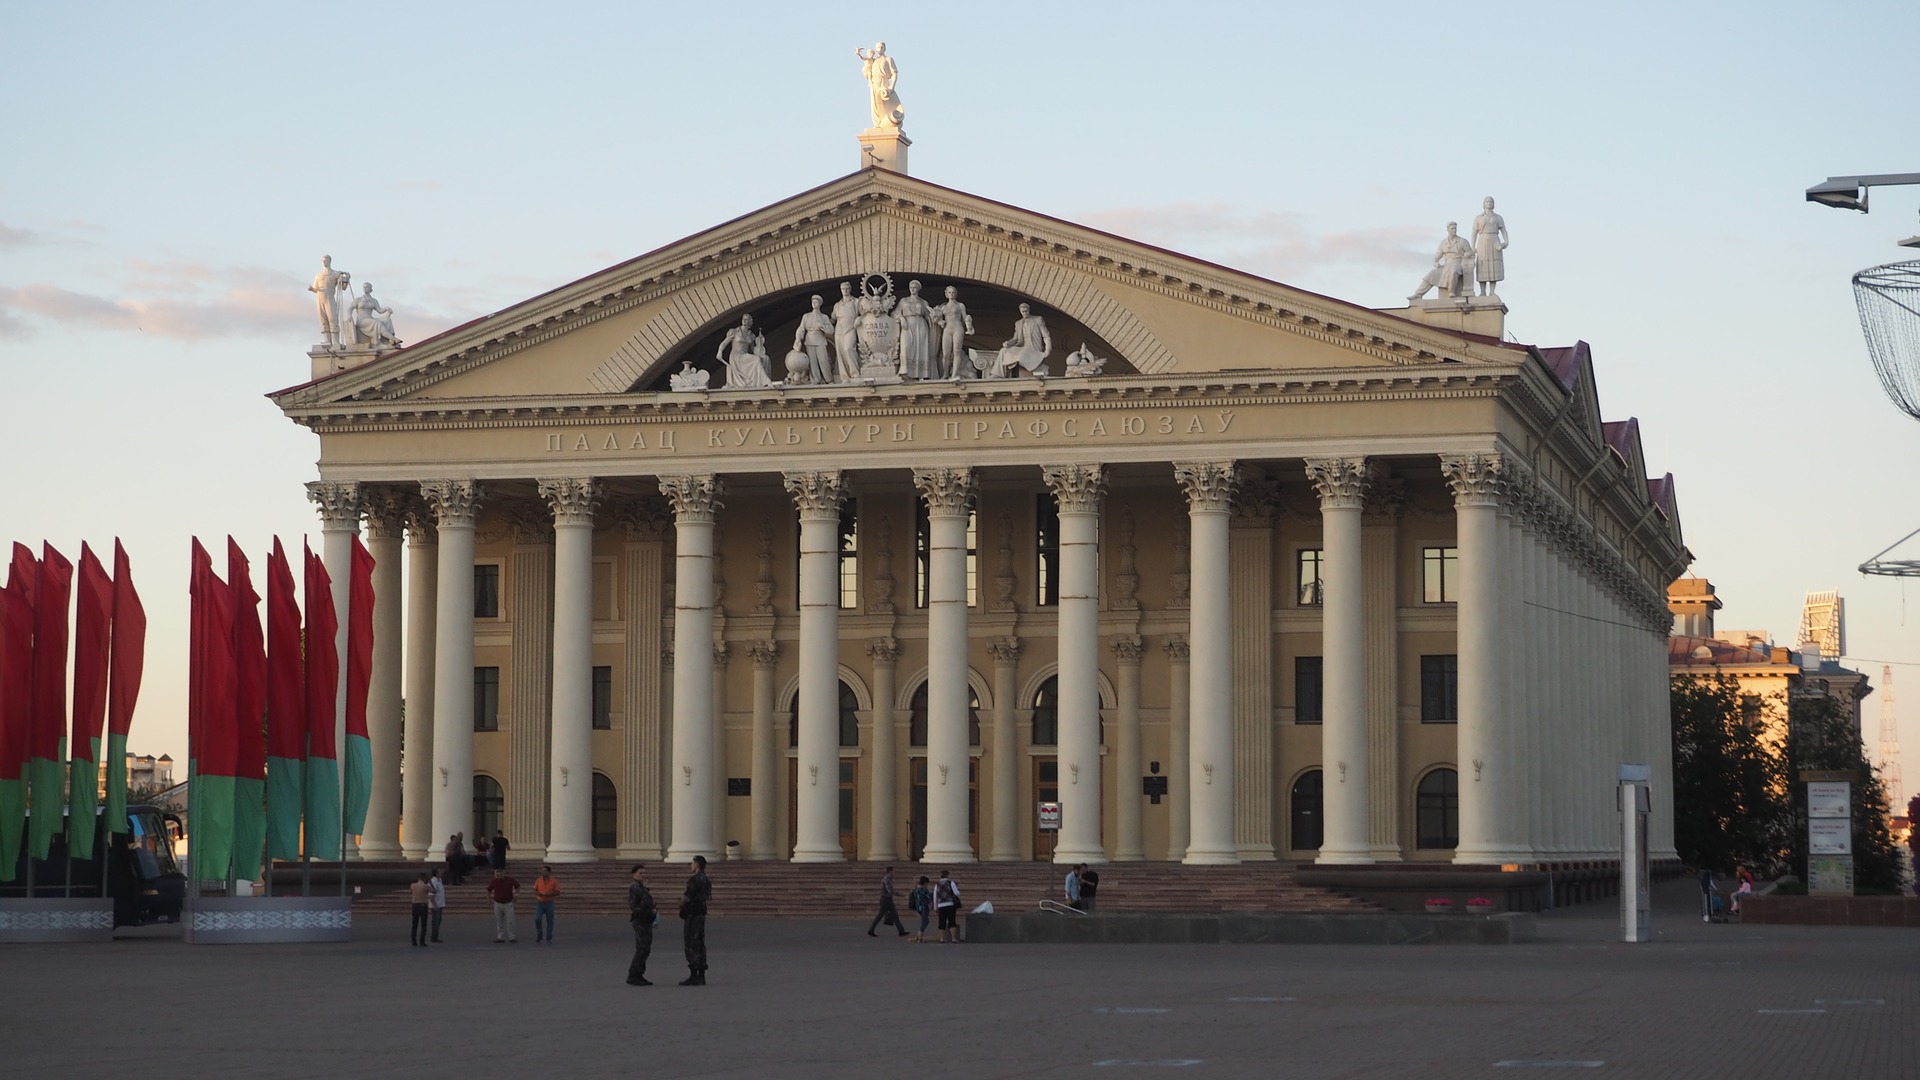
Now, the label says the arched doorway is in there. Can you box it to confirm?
[1289,769,1323,853]
[1416,768,1459,850]
[591,773,617,851]
[471,775,503,843]
[789,680,861,859]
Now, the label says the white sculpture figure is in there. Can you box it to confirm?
[796,294,837,383]
[1064,344,1107,377]
[1473,196,1508,297]
[1409,222,1475,302]
[857,42,903,129]
[969,347,1000,379]
[854,273,900,371]
[669,361,711,391]
[894,279,936,379]
[348,282,401,349]
[309,255,348,348]
[831,281,862,381]
[932,284,975,379]
[718,314,773,389]
[997,302,1052,376]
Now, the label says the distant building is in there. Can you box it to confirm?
[1797,590,1845,661]
[1667,579,1870,744]
[100,752,176,800]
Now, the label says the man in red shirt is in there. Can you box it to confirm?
[487,867,521,943]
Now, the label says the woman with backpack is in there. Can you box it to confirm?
[933,870,962,944]
[908,876,933,943]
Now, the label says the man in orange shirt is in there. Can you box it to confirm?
[533,865,560,943]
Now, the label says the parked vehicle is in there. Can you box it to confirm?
[1,805,187,926]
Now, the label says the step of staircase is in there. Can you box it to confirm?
[353,860,1380,919]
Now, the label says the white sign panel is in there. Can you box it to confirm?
[1808,817,1852,855]
[1807,782,1850,819]
[1037,802,1061,831]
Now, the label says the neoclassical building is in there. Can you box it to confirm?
[275,153,1687,869]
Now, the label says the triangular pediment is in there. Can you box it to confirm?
[274,169,1526,410]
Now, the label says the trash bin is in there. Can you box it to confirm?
[725,840,742,861]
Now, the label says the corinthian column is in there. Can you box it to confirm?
[987,636,1022,861]
[748,640,779,859]
[307,480,361,856]
[1173,461,1238,864]
[420,479,482,848]
[400,501,438,860]
[359,490,408,859]
[1306,457,1373,865]
[914,466,977,864]
[784,469,847,862]
[661,474,723,861]
[1441,452,1520,864]
[1112,635,1145,861]
[1163,635,1191,860]
[541,477,602,862]
[1042,463,1106,864]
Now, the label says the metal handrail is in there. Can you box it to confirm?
[1038,898,1088,916]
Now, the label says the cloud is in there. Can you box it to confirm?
[1080,202,1431,282]
[0,223,40,249]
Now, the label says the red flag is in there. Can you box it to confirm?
[187,539,239,878]
[71,545,112,767]
[8,543,36,609]
[108,540,146,742]
[228,540,266,785]
[30,545,71,764]
[345,539,374,750]
[303,542,339,765]
[0,570,32,876]
[265,541,305,762]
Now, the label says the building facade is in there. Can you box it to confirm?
[274,164,1687,867]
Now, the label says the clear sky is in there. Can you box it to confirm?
[4,1,1918,810]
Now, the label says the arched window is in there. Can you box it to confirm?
[1030,676,1058,746]
[1290,770,1323,851]
[1416,768,1459,850]
[592,773,617,850]
[790,680,863,748]
[909,681,981,747]
[471,775,504,842]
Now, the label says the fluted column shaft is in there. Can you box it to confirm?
[1308,458,1373,864]
[1113,637,1145,861]
[786,470,846,862]
[1164,636,1191,860]
[748,641,778,858]
[308,481,361,855]
[1175,461,1237,865]
[360,494,407,859]
[662,474,722,860]
[1044,464,1106,864]
[400,510,438,860]
[987,637,1022,861]
[1443,454,1521,863]
[865,638,900,860]
[543,478,601,862]
[421,480,481,848]
[916,467,976,863]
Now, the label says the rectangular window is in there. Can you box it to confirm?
[1294,656,1323,724]
[838,500,859,611]
[1297,548,1324,607]
[592,665,613,730]
[1420,655,1458,723]
[1036,494,1060,607]
[914,500,978,608]
[473,667,500,731]
[473,564,501,619]
[1422,546,1458,604]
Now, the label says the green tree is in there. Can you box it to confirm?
[1669,674,1789,874]
[1784,692,1904,894]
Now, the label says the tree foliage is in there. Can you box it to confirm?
[1785,692,1905,894]
[1669,674,1789,874]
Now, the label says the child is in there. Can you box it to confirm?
[908,875,933,943]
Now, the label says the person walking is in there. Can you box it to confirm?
[1079,866,1100,913]
[428,868,447,943]
[444,833,466,885]
[533,865,560,943]
[1698,866,1719,923]
[489,830,511,872]
[934,869,962,944]
[408,873,432,947]
[1064,864,1082,911]
[679,855,711,985]
[867,866,909,938]
[908,876,933,943]
[626,864,658,985]
[488,866,521,943]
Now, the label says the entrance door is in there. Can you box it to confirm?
[910,759,927,860]
[789,759,860,859]
[1032,757,1058,860]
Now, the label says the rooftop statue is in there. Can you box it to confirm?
[895,279,936,379]
[309,255,349,349]
[347,281,401,350]
[718,314,773,389]
[796,294,837,384]
[1064,344,1107,377]
[997,302,1052,376]
[1409,222,1474,302]
[857,42,904,130]
[831,282,862,381]
[1473,196,1508,297]
[931,285,975,379]
[669,361,711,392]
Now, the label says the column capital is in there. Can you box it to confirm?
[986,634,1022,666]
[865,636,901,665]
[1304,456,1372,511]
[506,502,551,545]
[420,479,484,528]
[1439,452,1507,508]
[659,474,724,522]
[1362,477,1407,525]
[363,487,413,541]
[403,499,438,545]
[782,469,847,521]
[306,480,363,529]
[748,639,779,670]
[1162,633,1190,663]
[1041,463,1106,514]
[911,466,976,515]
[539,477,603,528]
[712,641,731,668]
[1173,460,1239,513]
[1111,634,1144,664]
[613,495,673,541]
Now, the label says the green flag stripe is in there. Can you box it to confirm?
[104,732,127,837]
[304,757,342,862]
[266,755,303,863]
[0,778,23,882]
[191,772,236,882]
[230,776,266,882]
[342,735,372,837]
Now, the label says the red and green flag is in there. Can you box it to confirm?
[302,542,341,861]
[228,540,268,881]
[104,540,146,837]
[0,548,35,881]
[187,540,238,881]
[342,537,375,838]
[28,544,72,862]
[68,544,112,861]
[264,540,305,863]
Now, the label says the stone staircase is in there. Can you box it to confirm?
[353,860,1380,918]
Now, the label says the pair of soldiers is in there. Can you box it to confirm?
[626,856,712,986]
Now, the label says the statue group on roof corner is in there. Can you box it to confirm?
[1410,197,1509,302]
[310,254,403,352]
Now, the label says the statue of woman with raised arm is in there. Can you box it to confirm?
[856,42,904,129]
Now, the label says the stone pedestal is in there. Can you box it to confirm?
[857,127,910,174]
[308,345,382,381]
[1383,296,1507,339]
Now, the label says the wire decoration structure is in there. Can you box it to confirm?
[1854,260,1920,577]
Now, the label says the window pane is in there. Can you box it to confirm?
[592,773,617,849]
[1417,768,1459,849]
[474,565,500,619]
[1294,656,1323,724]
[1031,676,1058,745]
[838,500,859,611]
[914,498,931,609]
[839,681,860,747]
[592,665,612,730]
[473,667,499,731]
[1420,655,1458,723]
[1297,549,1323,606]
[1423,546,1458,604]
[1035,495,1060,607]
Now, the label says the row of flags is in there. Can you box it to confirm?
[188,536,375,882]
[0,541,146,881]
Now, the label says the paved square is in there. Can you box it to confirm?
[6,877,1913,1078]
